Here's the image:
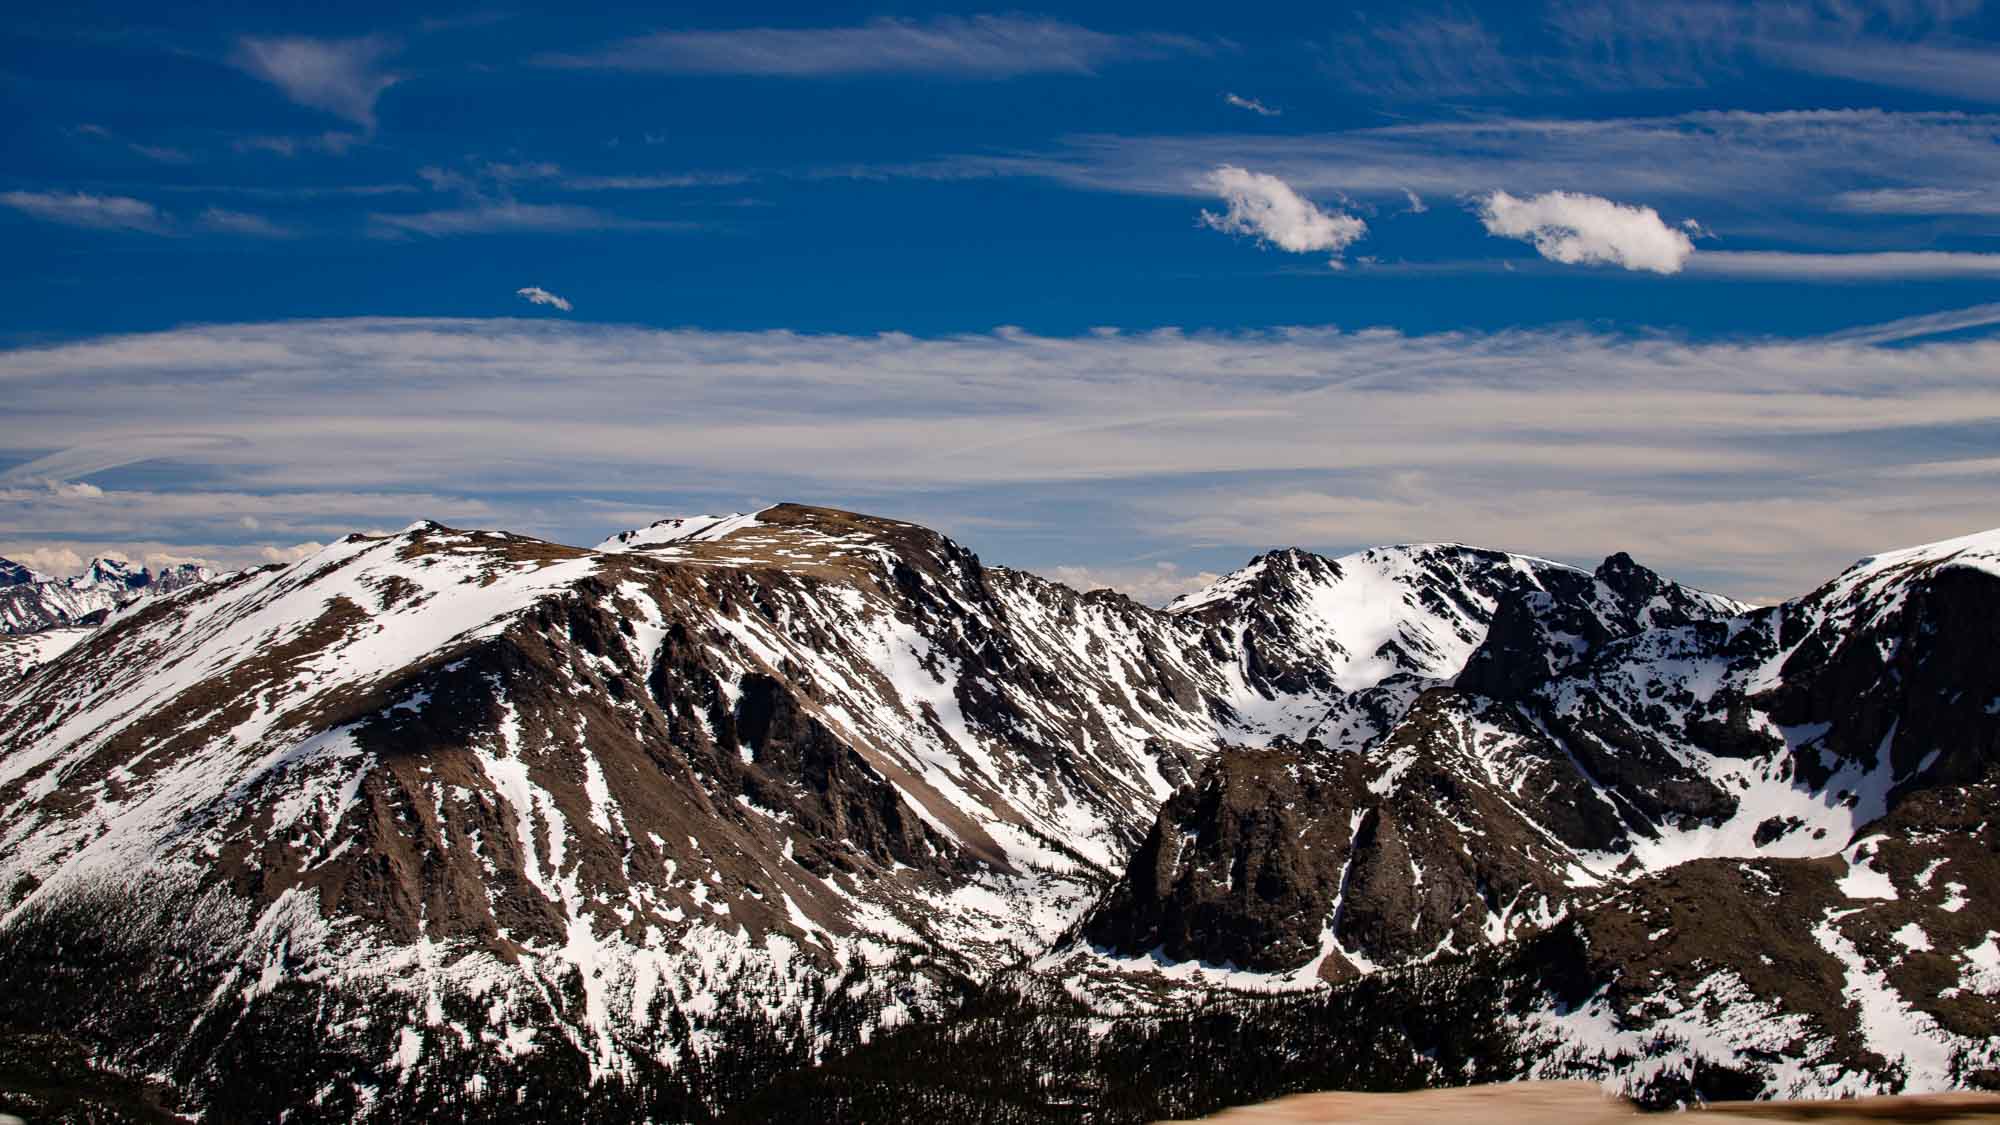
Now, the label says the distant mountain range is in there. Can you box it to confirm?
[0,504,1994,1122]
[0,553,212,636]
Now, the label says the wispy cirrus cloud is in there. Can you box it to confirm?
[421,159,749,193]
[1687,251,2000,279]
[929,109,2000,272]
[72,124,191,165]
[2,191,289,239]
[547,15,1204,78]
[1324,11,1529,96]
[1330,1,1999,101]
[1832,187,2000,215]
[996,109,2000,208]
[370,201,688,237]
[371,157,712,238]
[233,131,364,158]
[1820,302,2000,346]
[0,190,172,234]
[6,314,2000,601]
[198,207,295,238]
[562,172,750,191]
[232,34,401,128]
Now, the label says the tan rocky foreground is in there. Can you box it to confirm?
[1165,1082,2000,1123]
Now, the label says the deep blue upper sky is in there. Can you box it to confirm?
[4,1,2000,600]
[8,0,2000,341]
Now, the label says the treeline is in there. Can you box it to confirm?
[728,948,1548,1123]
[2,876,1773,1123]
[0,876,945,1123]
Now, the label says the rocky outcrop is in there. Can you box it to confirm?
[1084,741,1363,972]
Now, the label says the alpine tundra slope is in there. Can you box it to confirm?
[0,504,1994,1119]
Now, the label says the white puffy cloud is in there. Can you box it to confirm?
[257,542,323,564]
[1199,166,1366,264]
[0,540,323,576]
[517,286,573,312]
[1047,562,1225,606]
[1477,190,1695,274]
[4,546,84,575]
[990,111,2000,253]
[233,35,400,129]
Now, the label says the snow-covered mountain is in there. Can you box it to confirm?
[0,555,213,634]
[0,506,1994,1119]
[1063,528,2000,1093]
[0,558,46,589]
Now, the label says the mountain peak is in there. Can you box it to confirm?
[0,558,43,589]
[76,556,144,590]
[596,509,769,553]
[1168,541,1568,617]
[592,503,980,593]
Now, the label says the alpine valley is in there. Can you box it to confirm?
[2,503,1997,1122]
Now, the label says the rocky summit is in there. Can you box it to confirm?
[2,504,1997,1122]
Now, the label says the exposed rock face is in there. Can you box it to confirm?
[1084,741,1364,972]
[0,509,1205,968]
[1513,757,2000,1099]
[1086,550,1755,980]
[5,506,2000,1112]
[1069,529,2000,1098]
[0,558,42,588]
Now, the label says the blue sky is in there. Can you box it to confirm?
[5,1,2000,601]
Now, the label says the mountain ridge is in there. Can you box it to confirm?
[0,553,214,637]
[1,502,1995,1119]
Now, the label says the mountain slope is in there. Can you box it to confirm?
[1,508,1994,1117]
[1064,528,2000,1096]
[0,505,1369,1103]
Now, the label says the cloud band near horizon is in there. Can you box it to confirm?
[3,314,2000,603]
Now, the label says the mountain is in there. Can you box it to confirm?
[0,557,213,634]
[0,557,46,589]
[0,505,1995,1121]
[1055,528,2000,1091]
